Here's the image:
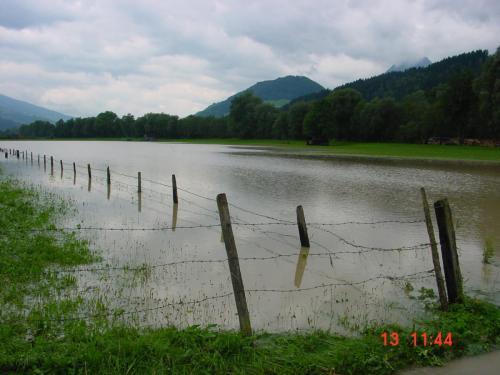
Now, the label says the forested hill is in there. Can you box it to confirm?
[196,75,324,117]
[287,50,489,106]
[0,94,71,131]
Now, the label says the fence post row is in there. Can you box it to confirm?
[434,199,464,304]
[216,193,252,336]
[172,174,178,204]
[296,205,310,248]
[138,172,142,193]
[420,188,448,310]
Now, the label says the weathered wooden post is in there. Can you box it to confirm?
[43,155,46,171]
[296,205,310,248]
[16,150,19,159]
[73,162,76,180]
[50,156,54,175]
[87,164,91,181]
[60,160,63,176]
[107,166,111,186]
[172,174,178,204]
[4,152,7,159]
[216,193,252,336]
[434,199,464,304]
[30,152,33,164]
[138,172,142,193]
[38,154,40,167]
[421,188,448,310]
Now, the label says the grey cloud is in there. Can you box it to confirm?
[0,0,499,117]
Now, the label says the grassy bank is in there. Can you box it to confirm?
[162,139,500,162]
[0,175,499,374]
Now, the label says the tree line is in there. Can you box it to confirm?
[4,48,499,143]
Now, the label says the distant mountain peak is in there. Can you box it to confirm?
[387,57,431,73]
[196,75,324,117]
[0,93,71,131]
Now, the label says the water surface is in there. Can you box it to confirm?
[1,141,498,333]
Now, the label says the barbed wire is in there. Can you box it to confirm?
[14,152,427,228]
[8,244,431,276]
[2,292,234,325]
[246,270,435,293]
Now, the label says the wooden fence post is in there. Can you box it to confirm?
[4,152,7,159]
[60,160,63,176]
[138,172,142,193]
[296,205,310,248]
[73,162,76,180]
[50,156,54,175]
[30,152,33,164]
[87,164,91,181]
[172,174,178,204]
[16,150,19,159]
[420,188,448,310]
[434,199,464,304]
[216,193,252,336]
[43,155,46,170]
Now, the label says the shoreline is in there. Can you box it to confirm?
[227,148,500,168]
[3,138,500,166]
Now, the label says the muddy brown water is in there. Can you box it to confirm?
[1,141,499,333]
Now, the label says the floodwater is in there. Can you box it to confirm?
[1,141,499,333]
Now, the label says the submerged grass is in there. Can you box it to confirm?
[0,175,499,374]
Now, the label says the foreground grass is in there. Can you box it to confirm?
[0,176,498,374]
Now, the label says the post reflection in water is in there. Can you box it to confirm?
[294,246,310,288]
[171,203,178,231]
[87,179,91,192]
[107,184,111,200]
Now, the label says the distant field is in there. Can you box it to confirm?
[163,139,500,162]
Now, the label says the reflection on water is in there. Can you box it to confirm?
[294,246,310,288]
[0,140,499,334]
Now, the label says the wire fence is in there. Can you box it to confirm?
[1,147,456,331]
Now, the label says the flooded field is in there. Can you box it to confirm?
[1,141,499,333]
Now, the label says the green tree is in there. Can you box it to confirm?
[229,92,262,138]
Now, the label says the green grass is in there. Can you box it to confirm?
[0,175,499,374]
[161,139,500,162]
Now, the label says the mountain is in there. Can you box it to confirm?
[287,50,488,106]
[386,57,431,73]
[0,94,72,131]
[196,75,324,117]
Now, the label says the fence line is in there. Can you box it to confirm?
[2,269,434,326]
[1,146,466,333]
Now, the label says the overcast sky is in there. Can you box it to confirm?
[0,0,499,118]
